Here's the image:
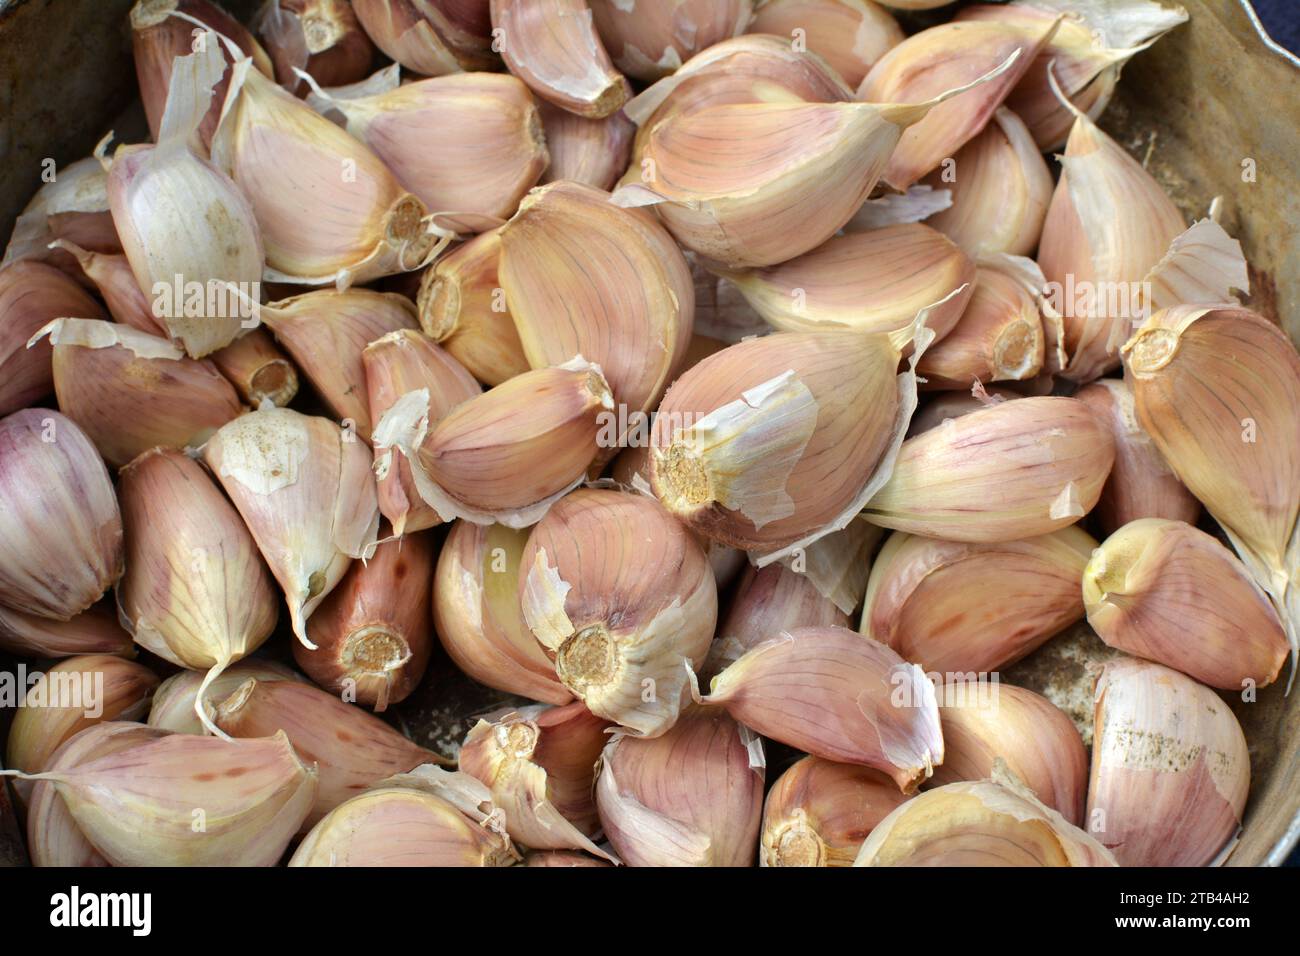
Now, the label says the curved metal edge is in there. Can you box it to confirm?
[1240,0,1300,68]
[1266,807,1300,867]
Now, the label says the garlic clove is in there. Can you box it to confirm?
[1084,519,1289,690]
[705,625,944,792]
[490,0,628,119]
[713,222,974,341]
[525,850,613,866]
[255,0,376,95]
[2,155,117,280]
[908,385,1020,435]
[1074,378,1199,535]
[921,106,1053,258]
[148,659,300,735]
[0,260,109,417]
[537,101,635,192]
[0,409,122,621]
[1088,658,1249,866]
[262,288,419,439]
[434,519,571,705]
[209,328,300,408]
[865,396,1115,542]
[861,526,1095,674]
[350,0,498,77]
[760,756,909,867]
[0,601,134,660]
[521,488,717,736]
[930,682,1088,826]
[596,705,764,866]
[47,240,164,336]
[589,0,753,82]
[202,405,380,647]
[36,318,243,468]
[747,0,904,89]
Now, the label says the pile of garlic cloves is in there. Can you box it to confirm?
[0,0,1293,869]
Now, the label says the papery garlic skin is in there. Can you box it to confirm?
[596,706,763,867]
[351,0,497,77]
[2,155,118,278]
[148,659,299,735]
[589,0,753,82]
[520,489,716,736]
[537,101,635,191]
[48,240,162,336]
[760,756,908,867]
[1088,658,1249,867]
[705,626,943,792]
[0,409,122,621]
[0,602,133,659]
[747,0,903,89]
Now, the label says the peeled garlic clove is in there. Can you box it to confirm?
[1084,519,1289,690]
[202,405,380,646]
[499,181,693,462]
[148,659,299,734]
[596,706,763,866]
[588,0,752,82]
[1074,378,1199,534]
[256,0,376,94]
[215,677,444,827]
[416,229,529,387]
[858,18,1056,190]
[306,70,548,223]
[10,729,316,866]
[0,260,109,416]
[915,263,1044,390]
[705,625,943,791]
[0,409,122,621]
[290,786,516,866]
[36,318,243,468]
[854,770,1117,866]
[703,563,850,681]
[27,721,167,868]
[748,0,903,89]
[364,329,481,536]
[209,328,300,407]
[862,526,1094,674]
[459,703,613,858]
[0,601,133,659]
[526,850,612,867]
[714,223,973,340]
[922,107,1053,258]
[47,240,163,336]
[865,396,1115,542]
[118,448,279,732]
[1088,658,1249,866]
[433,520,571,705]
[760,756,908,867]
[521,489,716,736]
[490,0,628,118]
[351,0,497,77]
[2,155,117,279]
[537,101,635,192]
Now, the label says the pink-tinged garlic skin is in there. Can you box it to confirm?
[748,0,902,89]
[929,682,1087,826]
[351,0,497,77]
[0,601,134,659]
[596,706,763,867]
[148,659,300,735]
[0,409,122,621]
[537,101,635,192]
[48,241,163,336]
[3,155,119,282]
[1088,658,1249,867]
[589,0,753,82]
[761,756,909,866]
[1074,379,1200,536]
[705,625,943,792]
[0,261,109,417]
[257,0,377,94]
[907,387,1019,435]
[525,850,612,866]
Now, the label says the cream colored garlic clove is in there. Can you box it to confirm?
[589,0,753,82]
[1088,658,1249,866]
[747,0,903,89]
[256,0,376,94]
[705,625,943,792]
[537,101,635,192]
[596,705,764,866]
[0,409,122,621]
[520,489,716,736]
[148,659,299,735]
[350,0,498,77]
[0,601,133,660]
[209,328,300,408]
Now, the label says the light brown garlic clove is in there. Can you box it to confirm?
[1074,378,1199,535]
[36,318,243,468]
[862,526,1095,674]
[760,756,909,867]
[256,0,376,94]
[525,850,612,867]
[589,0,753,82]
[537,101,635,192]
[0,601,134,660]
[202,405,380,646]
[2,155,118,280]
[0,409,122,621]
[306,70,548,223]
[433,519,571,705]
[865,396,1115,542]
[520,489,717,736]
[705,625,944,792]
[713,222,974,341]
[930,682,1087,825]
[0,260,109,417]
[148,658,299,735]
[209,328,300,408]
[747,0,903,89]
[350,0,498,77]
[921,107,1053,258]
[854,767,1117,866]
[1088,658,1249,866]
[294,530,436,711]
[596,705,764,866]
[1084,519,1289,690]
[459,702,613,858]
[416,229,530,387]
